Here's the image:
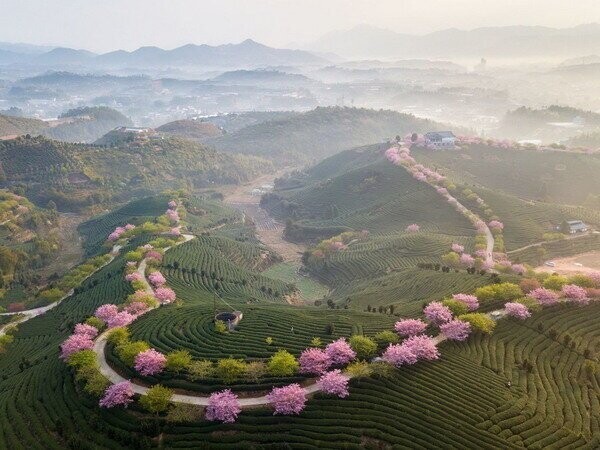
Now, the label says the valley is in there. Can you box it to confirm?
[0,5,600,448]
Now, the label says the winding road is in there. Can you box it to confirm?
[92,231,508,407]
[0,244,122,337]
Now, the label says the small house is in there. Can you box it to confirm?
[564,220,589,234]
[424,131,456,148]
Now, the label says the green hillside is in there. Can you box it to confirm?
[0,135,271,211]
[412,144,600,206]
[209,106,456,164]
[0,113,47,137]
[156,119,223,141]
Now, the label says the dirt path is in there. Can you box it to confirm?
[222,171,305,263]
[507,231,600,255]
[534,250,600,276]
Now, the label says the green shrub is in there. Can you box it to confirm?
[84,316,105,331]
[373,330,399,347]
[474,283,523,303]
[458,313,496,334]
[349,335,378,360]
[139,385,173,414]
[542,274,568,291]
[245,361,267,383]
[188,360,213,381]
[107,327,130,346]
[442,299,469,316]
[267,349,298,377]
[345,361,373,379]
[166,350,192,373]
[66,349,97,370]
[216,358,247,384]
[116,340,149,366]
[214,320,228,333]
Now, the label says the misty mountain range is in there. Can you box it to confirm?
[0,39,326,70]
[308,23,600,59]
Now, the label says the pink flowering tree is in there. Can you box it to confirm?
[562,284,589,304]
[134,348,167,376]
[423,302,453,325]
[148,271,166,287]
[166,209,180,223]
[73,323,99,339]
[589,271,600,288]
[488,220,504,231]
[403,335,440,361]
[394,319,428,337]
[460,253,475,268]
[99,381,134,408]
[451,293,479,311]
[170,227,181,237]
[60,334,94,360]
[317,370,349,397]
[125,272,143,283]
[325,338,356,365]
[154,287,176,304]
[511,264,526,275]
[106,311,135,329]
[527,287,559,306]
[299,348,331,375]
[439,320,471,341]
[124,224,136,231]
[205,389,241,423]
[94,304,119,322]
[504,302,531,319]
[382,343,418,367]
[267,384,307,415]
[168,200,178,209]
[406,224,420,233]
[145,250,163,262]
[125,301,149,316]
[451,243,464,253]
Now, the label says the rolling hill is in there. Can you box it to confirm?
[209,106,456,164]
[0,134,271,211]
[156,119,223,141]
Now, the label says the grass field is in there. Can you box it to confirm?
[262,262,329,301]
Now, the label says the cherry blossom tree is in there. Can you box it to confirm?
[124,224,136,231]
[511,264,526,275]
[168,200,178,209]
[148,271,166,287]
[154,287,176,304]
[451,293,479,311]
[488,220,504,231]
[562,284,589,304]
[406,224,420,233]
[451,243,464,253]
[170,227,181,237]
[299,348,331,375]
[166,209,180,223]
[60,334,94,360]
[325,338,356,365]
[394,319,428,337]
[95,304,119,322]
[125,272,143,283]
[317,370,349,397]
[423,302,453,324]
[267,384,307,415]
[440,319,471,341]
[205,389,241,423]
[125,301,149,316]
[73,323,99,339]
[106,311,135,329]
[382,343,418,367]
[527,287,559,306]
[99,381,134,408]
[460,253,475,268]
[589,271,600,288]
[145,250,163,262]
[134,349,167,376]
[403,335,440,361]
[504,302,531,319]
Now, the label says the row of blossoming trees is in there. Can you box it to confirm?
[59,200,184,404]
[385,139,531,272]
[60,202,600,423]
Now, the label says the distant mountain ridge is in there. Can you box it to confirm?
[0,39,327,69]
[309,23,600,59]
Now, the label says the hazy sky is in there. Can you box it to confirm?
[1,0,600,52]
